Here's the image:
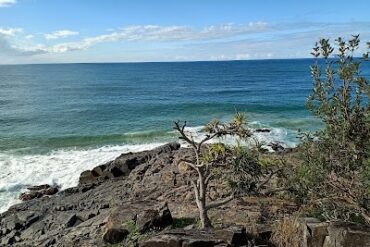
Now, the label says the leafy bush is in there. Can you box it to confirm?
[294,35,370,224]
[174,113,282,228]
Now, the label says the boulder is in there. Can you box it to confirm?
[268,142,285,152]
[78,142,181,185]
[140,228,251,247]
[136,204,174,233]
[64,214,83,228]
[79,170,99,185]
[27,184,51,191]
[103,228,129,244]
[19,184,59,201]
[324,222,370,247]
[300,218,370,247]
[214,226,249,246]
[1,230,19,246]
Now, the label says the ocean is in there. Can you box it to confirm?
[1,59,365,212]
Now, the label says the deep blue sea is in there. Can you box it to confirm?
[0,59,367,211]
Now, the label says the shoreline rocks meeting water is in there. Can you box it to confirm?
[0,142,369,246]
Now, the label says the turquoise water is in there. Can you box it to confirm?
[0,59,367,211]
[0,60,320,153]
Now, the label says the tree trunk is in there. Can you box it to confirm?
[199,206,212,229]
[197,171,213,229]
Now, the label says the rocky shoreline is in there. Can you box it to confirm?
[1,143,369,246]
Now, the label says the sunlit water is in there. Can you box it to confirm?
[1,59,368,212]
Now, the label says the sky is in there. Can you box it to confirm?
[0,0,369,64]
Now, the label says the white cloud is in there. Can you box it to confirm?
[0,27,22,36]
[1,21,370,64]
[40,22,270,53]
[0,36,45,56]
[0,27,46,57]
[0,0,16,7]
[25,34,34,39]
[44,30,79,40]
[235,53,251,60]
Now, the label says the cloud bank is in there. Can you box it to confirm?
[0,21,369,63]
[0,27,22,36]
[0,0,16,7]
[44,30,79,40]
[40,22,269,53]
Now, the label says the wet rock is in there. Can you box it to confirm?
[268,142,285,152]
[108,166,125,177]
[19,191,43,201]
[0,142,329,247]
[91,164,106,176]
[19,184,59,201]
[255,128,271,133]
[78,142,181,185]
[79,170,98,185]
[27,184,51,191]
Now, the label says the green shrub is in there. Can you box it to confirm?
[294,35,370,224]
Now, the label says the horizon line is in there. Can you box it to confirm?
[0,56,316,66]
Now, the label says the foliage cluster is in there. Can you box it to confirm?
[174,113,282,228]
[293,35,370,224]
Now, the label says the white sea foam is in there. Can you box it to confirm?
[179,124,298,151]
[0,143,165,213]
[0,123,298,213]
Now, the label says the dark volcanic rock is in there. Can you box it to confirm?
[140,227,250,247]
[19,184,59,201]
[137,209,161,233]
[103,228,129,244]
[136,204,173,233]
[27,184,51,191]
[0,142,241,246]
[0,142,340,247]
[255,128,271,133]
[78,142,181,185]
[268,142,285,152]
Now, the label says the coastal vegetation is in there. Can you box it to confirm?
[173,35,370,230]
[292,35,370,224]
[174,113,282,229]
[1,36,369,246]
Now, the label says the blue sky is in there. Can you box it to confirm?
[0,0,369,64]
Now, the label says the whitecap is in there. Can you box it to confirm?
[0,142,165,213]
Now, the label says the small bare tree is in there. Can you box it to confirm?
[174,113,280,229]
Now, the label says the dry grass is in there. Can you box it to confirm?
[270,217,303,247]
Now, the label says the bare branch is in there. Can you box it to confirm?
[257,169,281,191]
[261,187,291,196]
[205,174,213,186]
[178,158,197,171]
[197,132,220,151]
[206,194,234,210]
[173,121,197,150]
